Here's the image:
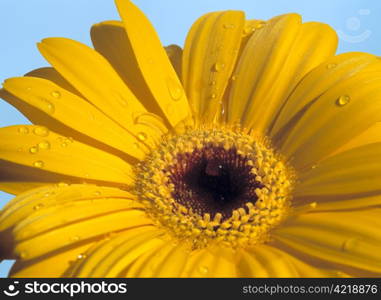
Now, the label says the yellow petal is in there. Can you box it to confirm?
[71,227,162,277]
[274,209,381,274]
[0,184,141,232]
[0,125,134,185]
[271,52,379,137]
[294,194,381,213]
[122,240,166,277]
[3,77,149,160]
[182,10,245,123]
[182,246,236,277]
[165,44,182,80]
[25,67,81,97]
[328,122,381,157]
[228,15,337,135]
[13,207,151,260]
[295,143,381,196]
[115,0,190,127]
[0,180,49,195]
[10,241,95,278]
[91,20,167,122]
[37,37,165,148]
[275,59,381,169]
[126,241,188,278]
[0,159,75,196]
[150,242,189,277]
[237,245,338,277]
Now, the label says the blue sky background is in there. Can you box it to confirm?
[0,0,380,277]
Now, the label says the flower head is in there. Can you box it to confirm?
[1,0,381,277]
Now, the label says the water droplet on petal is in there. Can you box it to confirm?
[327,63,337,69]
[33,126,49,137]
[70,236,80,242]
[77,253,86,260]
[243,25,254,34]
[256,22,265,29]
[167,78,183,101]
[210,93,217,100]
[198,265,209,274]
[29,146,38,154]
[38,140,50,150]
[40,99,55,114]
[137,132,147,141]
[51,91,61,98]
[341,238,359,252]
[336,95,350,106]
[93,191,101,196]
[309,202,317,209]
[231,75,237,81]
[57,182,69,187]
[19,251,28,259]
[213,62,225,72]
[33,203,44,210]
[210,80,216,86]
[33,160,44,168]
[18,126,29,134]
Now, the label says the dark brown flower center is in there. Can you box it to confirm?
[167,145,264,221]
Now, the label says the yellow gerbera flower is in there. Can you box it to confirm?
[1,0,381,278]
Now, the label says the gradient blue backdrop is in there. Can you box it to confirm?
[0,0,380,277]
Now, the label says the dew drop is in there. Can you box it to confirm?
[336,95,350,107]
[243,25,254,34]
[57,182,69,187]
[51,91,61,98]
[18,126,29,134]
[256,22,265,29]
[210,80,216,86]
[77,253,87,260]
[341,238,358,252]
[38,140,50,150]
[137,132,147,141]
[70,236,80,242]
[167,78,183,101]
[213,62,225,72]
[198,265,209,274]
[327,63,337,69]
[61,142,68,147]
[309,202,317,209]
[41,99,55,114]
[93,191,101,196]
[33,126,49,137]
[33,203,44,210]
[231,75,237,81]
[210,93,217,99]
[19,251,28,259]
[33,160,44,168]
[29,146,38,154]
